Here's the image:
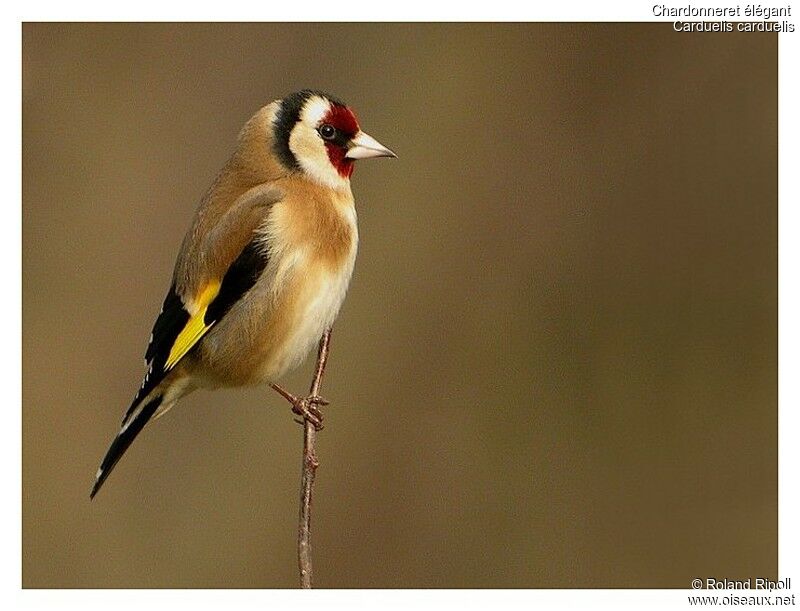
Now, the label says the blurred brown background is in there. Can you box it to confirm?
[22,24,777,588]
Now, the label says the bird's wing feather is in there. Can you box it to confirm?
[122,187,282,424]
[163,280,221,370]
[92,179,284,500]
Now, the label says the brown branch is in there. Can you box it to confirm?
[297,328,332,588]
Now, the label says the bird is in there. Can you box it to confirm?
[90,89,396,499]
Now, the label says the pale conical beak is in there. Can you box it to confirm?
[345,131,397,160]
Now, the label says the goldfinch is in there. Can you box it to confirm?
[90,90,395,499]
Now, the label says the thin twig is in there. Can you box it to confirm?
[297,328,332,588]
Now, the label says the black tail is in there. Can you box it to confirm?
[90,395,163,499]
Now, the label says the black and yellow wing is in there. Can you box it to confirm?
[127,238,271,422]
[91,238,270,499]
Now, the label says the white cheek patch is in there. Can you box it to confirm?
[288,96,350,189]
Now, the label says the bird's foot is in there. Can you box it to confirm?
[270,384,329,431]
[291,396,328,431]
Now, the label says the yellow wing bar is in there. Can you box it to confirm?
[164,281,221,371]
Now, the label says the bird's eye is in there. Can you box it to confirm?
[318,124,336,140]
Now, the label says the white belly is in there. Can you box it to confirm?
[264,254,355,380]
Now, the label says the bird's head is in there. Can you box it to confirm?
[271,90,396,188]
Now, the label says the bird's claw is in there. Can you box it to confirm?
[290,395,326,430]
[271,384,327,430]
